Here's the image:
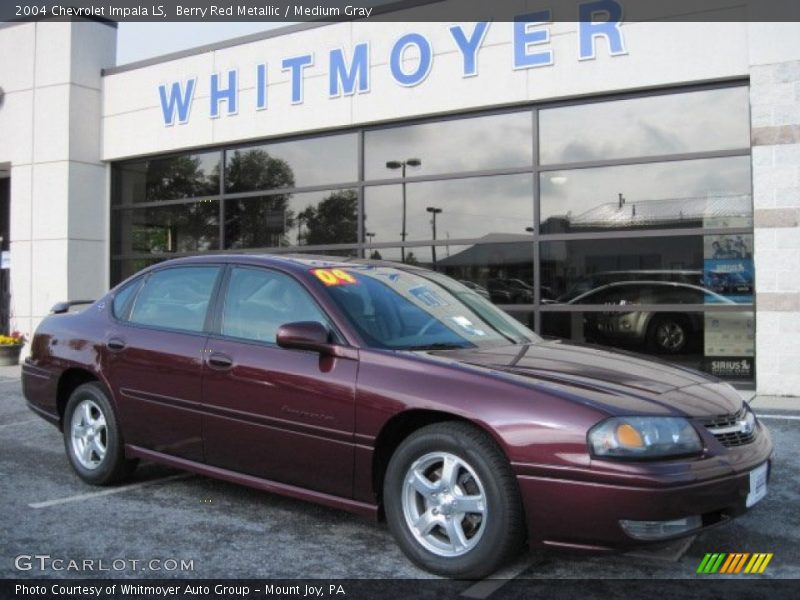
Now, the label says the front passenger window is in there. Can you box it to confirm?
[129,267,220,332]
[222,267,329,344]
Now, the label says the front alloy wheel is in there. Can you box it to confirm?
[401,451,487,557]
[384,422,524,578]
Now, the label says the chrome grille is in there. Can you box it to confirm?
[702,407,757,448]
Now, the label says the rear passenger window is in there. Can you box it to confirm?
[222,267,328,343]
[130,267,220,332]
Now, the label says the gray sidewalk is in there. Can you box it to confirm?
[3,364,797,410]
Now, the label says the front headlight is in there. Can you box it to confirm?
[588,416,703,459]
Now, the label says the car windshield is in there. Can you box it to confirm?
[310,266,539,350]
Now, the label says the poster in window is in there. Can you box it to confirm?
[703,233,753,304]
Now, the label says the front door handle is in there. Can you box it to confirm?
[107,338,126,352]
[208,352,234,369]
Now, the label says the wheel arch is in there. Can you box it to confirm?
[371,409,511,515]
[56,368,108,430]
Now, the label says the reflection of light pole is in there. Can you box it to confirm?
[427,206,442,269]
[365,231,375,251]
[386,158,422,262]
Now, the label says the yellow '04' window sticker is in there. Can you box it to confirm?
[312,268,359,286]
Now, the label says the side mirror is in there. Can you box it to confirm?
[276,321,332,354]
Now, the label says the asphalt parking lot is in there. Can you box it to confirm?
[1,372,799,592]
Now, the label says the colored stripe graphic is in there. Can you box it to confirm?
[758,554,774,573]
[719,554,737,574]
[697,553,713,573]
[698,553,728,573]
[745,553,774,574]
[699,553,772,574]
[733,553,750,573]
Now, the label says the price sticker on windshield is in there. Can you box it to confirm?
[312,268,359,286]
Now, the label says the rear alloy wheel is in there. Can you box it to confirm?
[647,315,689,354]
[384,422,524,578]
[63,382,137,485]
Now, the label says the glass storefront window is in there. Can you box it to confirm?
[364,112,533,180]
[224,189,358,249]
[111,258,166,284]
[112,151,221,204]
[108,85,755,384]
[541,235,753,304]
[224,134,358,193]
[112,202,220,255]
[539,86,750,164]
[539,310,755,380]
[539,156,752,233]
[365,174,534,243]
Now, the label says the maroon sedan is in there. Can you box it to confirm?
[22,255,772,578]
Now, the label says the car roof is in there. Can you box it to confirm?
[135,253,432,276]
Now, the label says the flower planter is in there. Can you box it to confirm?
[0,344,22,366]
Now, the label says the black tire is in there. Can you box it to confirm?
[63,382,137,485]
[383,422,525,578]
[646,314,690,354]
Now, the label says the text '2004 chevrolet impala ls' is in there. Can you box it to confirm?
[22,255,772,578]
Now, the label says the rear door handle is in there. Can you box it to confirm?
[107,338,126,352]
[208,352,234,369]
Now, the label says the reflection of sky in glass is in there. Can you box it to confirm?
[365,112,533,180]
[365,175,533,243]
[539,87,750,164]
[225,134,358,191]
[540,157,751,230]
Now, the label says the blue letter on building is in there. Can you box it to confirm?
[578,0,626,60]
[513,11,553,69]
[210,70,238,118]
[282,54,314,104]
[449,22,489,77]
[390,33,432,87]
[330,43,369,97]
[257,64,268,110]
[158,79,196,126]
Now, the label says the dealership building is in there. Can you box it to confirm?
[1,6,799,394]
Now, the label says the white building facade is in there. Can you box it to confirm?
[1,10,799,394]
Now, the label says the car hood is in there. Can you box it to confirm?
[431,340,742,417]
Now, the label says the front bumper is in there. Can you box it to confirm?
[516,425,773,552]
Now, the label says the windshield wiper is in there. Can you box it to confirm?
[402,343,470,351]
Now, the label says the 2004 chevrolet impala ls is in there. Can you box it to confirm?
[22,255,772,578]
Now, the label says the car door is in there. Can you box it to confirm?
[106,265,222,462]
[201,265,357,498]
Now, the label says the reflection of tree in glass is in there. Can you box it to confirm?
[370,250,383,260]
[145,155,216,200]
[298,190,358,245]
[404,251,419,266]
[225,149,295,192]
[224,150,297,248]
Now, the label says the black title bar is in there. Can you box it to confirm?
[2,0,800,23]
